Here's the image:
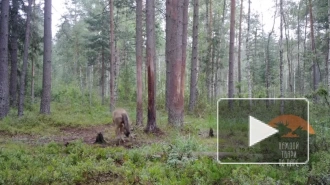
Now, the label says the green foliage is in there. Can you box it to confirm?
[164,135,202,167]
[2,100,330,184]
[231,165,278,184]
[0,101,111,136]
[188,95,214,117]
[0,141,116,184]
[309,151,330,184]
[316,87,328,97]
[309,117,330,153]
[253,86,267,98]
[118,64,135,102]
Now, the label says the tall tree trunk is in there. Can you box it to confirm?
[31,0,36,104]
[280,0,284,114]
[9,0,19,107]
[205,0,213,102]
[302,0,308,95]
[266,0,277,107]
[209,0,215,102]
[31,56,35,104]
[168,0,184,126]
[145,0,158,132]
[109,0,116,112]
[237,0,243,97]
[215,0,227,98]
[114,46,119,102]
[101,46,105,105]
[328,0,330,92]
[136,0,143,126]
[211,33,216,102]
[0,0,10,118]
[73,2,78,78]
[40,0,52,114]
[18,0,33,117]
[228,0,236,109]
[165,0,172,110]
[181,0,189,102]
[297,0,301,95]
[308,0,319,93]
[246,0,252,107]
[188,0,199,112]
[88,65,92,106]
[283,14,293,94]
[254,28,257,91]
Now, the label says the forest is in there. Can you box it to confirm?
[0,0,330,184]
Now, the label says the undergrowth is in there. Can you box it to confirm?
[0,94,330,184]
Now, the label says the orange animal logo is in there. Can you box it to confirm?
[268,114,315,138]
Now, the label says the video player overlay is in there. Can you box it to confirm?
[217,98,313,164]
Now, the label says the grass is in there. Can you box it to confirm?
[0,100,330,184]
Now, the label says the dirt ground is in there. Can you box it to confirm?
[0,123,165,149]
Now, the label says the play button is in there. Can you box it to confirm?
[249,116,278,147]
[217,98,309,164]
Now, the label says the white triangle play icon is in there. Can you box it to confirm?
[249,116,278,147]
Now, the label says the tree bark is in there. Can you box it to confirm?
[228,0,236,109]
[246,0,252,107]
[30,0,37,104]
[101,46,105,105]
[0,0,10,118]
[188,0,199,112]
[308,0,319,93]
[168,0,184,126]
[18,0,33,117]
[88,65,92,106]
[136,0,143,126]
[9,0,19,108]
[31,57,35,104]
[165,0,172,111]
[283,13,293,94]
[145,0,158,133]
[237,0,243,97]
[215,0,227,98]
[302,0,308,95]
[328,0,330,92]
[40,0,52,114]
[205,0,212,102]
[266,0,277,107]
[114,44,119,102]
[109,0,116,112]
[280,0,284,114]
[181,0,189,101]
[297,1,301,95]
[209,0,214,102]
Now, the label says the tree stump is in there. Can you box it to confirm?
[94,132,107,144]
[209,128,214,137]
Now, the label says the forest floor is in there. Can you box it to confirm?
[0,100,217,151]
[0,118,217,155]
[0,101,330,184]
[0,124,155,148]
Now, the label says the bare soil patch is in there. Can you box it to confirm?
[0,124,165,149]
